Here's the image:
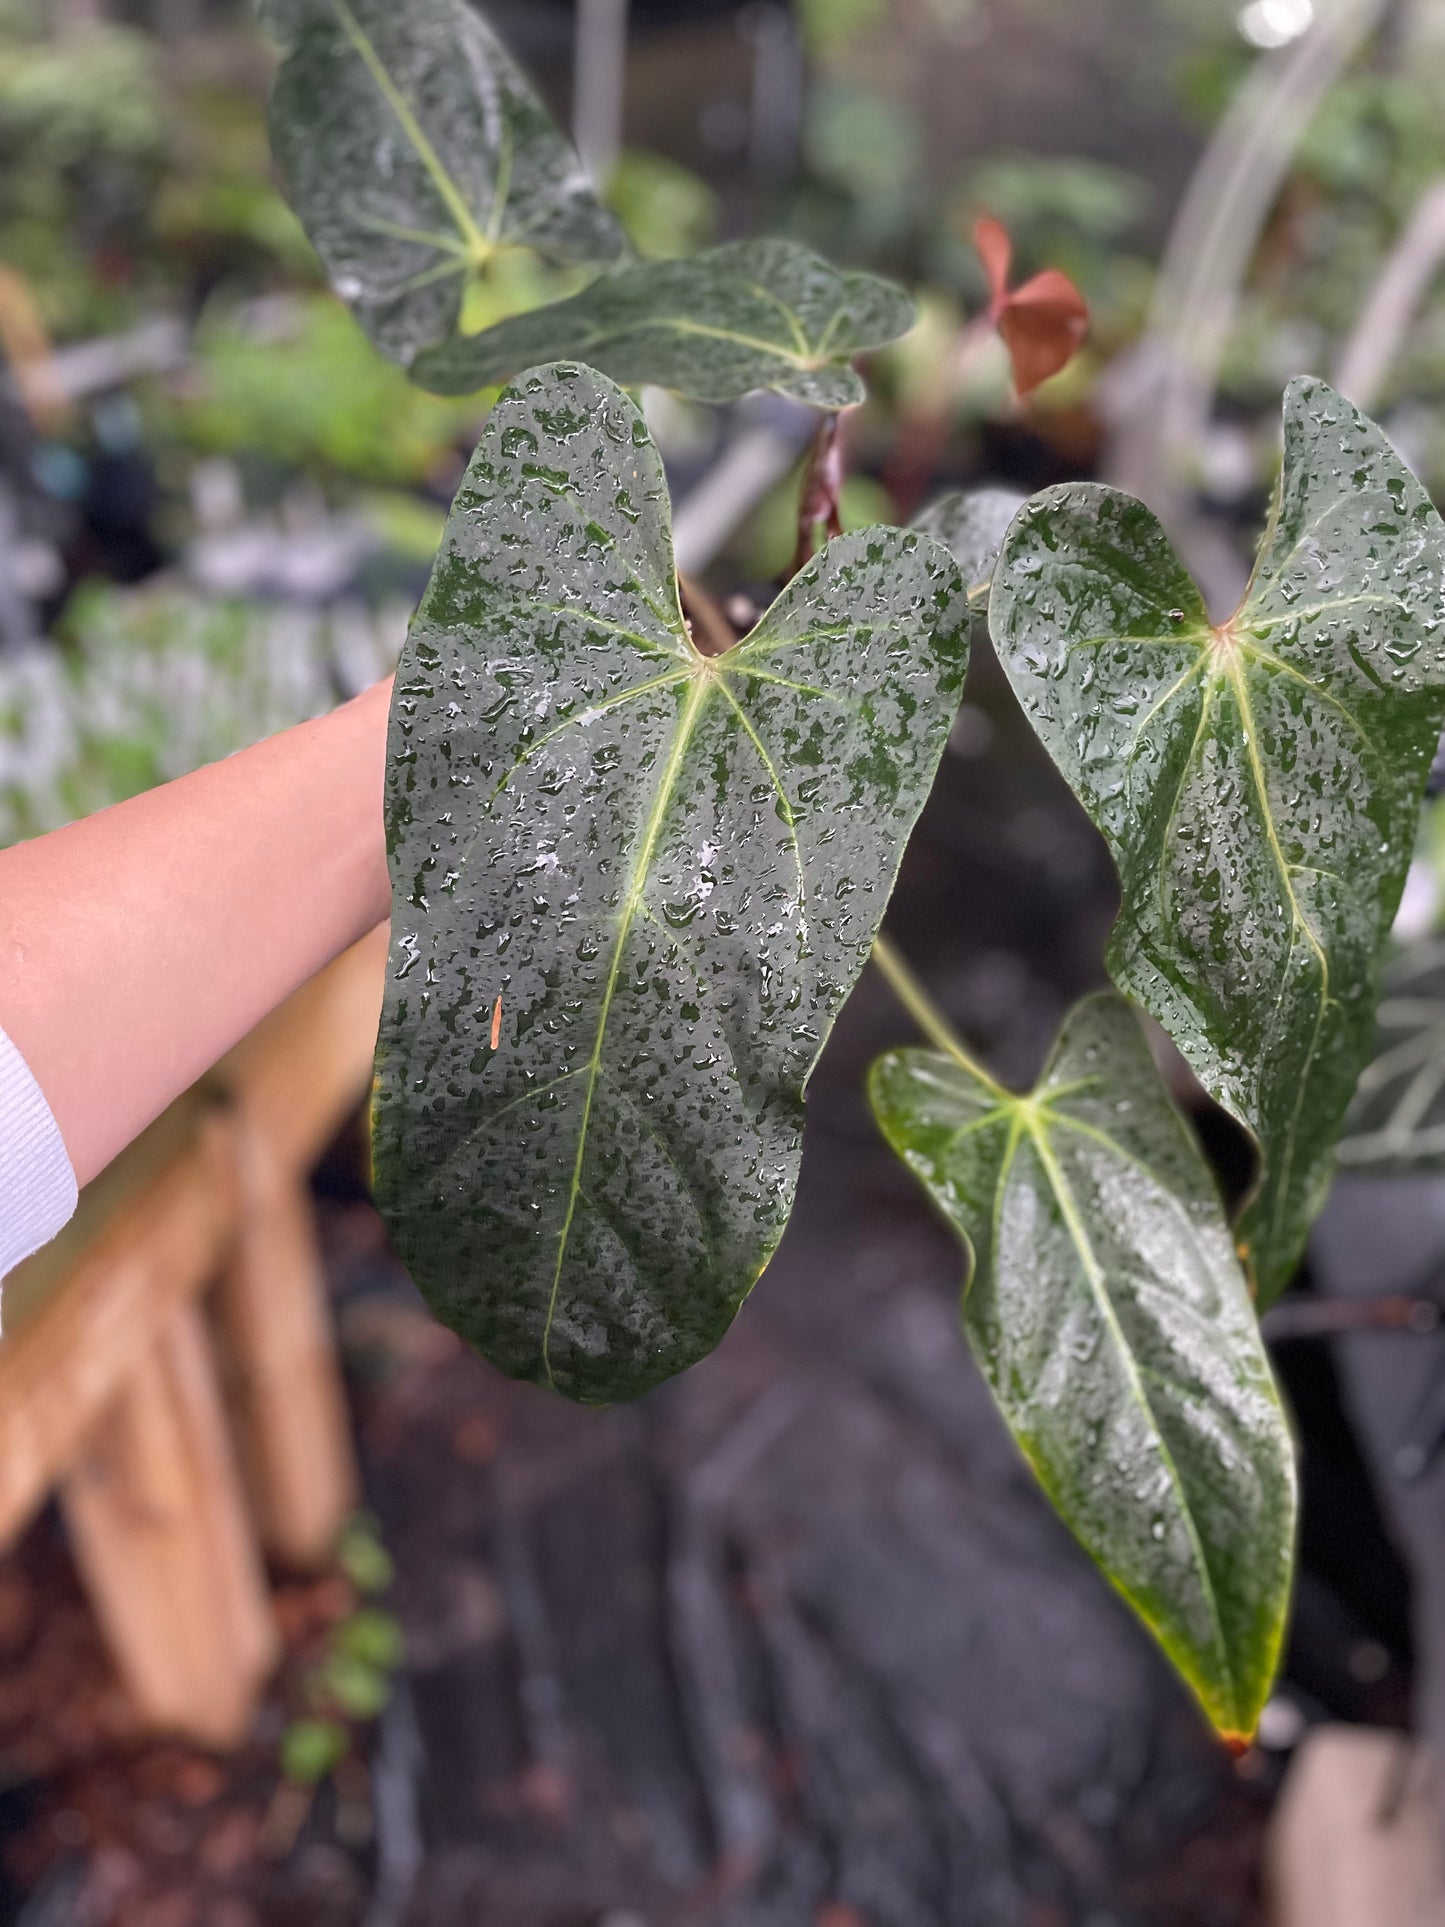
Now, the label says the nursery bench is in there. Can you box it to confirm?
[0,927,387,1746]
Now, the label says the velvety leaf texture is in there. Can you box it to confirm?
[1339,937,1445,1171]
[263,0,627,363]
[989,377,1445,1303]
[373,362,971,1402]
[409,239,916,407]
[869,994,1297,1738]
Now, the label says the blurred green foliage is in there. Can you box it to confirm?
[337,1513,397,1597]
[605,148,719,259]
[155,295,489,486]
[280,1717,350,1787]
[280,1515,405,1788]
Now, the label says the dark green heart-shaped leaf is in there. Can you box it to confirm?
[869,991,1297,1739]
[990,377,1445,1303]
[912,486,1026,607]
[1340,936,1445,1171]
[262,0,627,364]
[373,361,970,1402]
[409,239,916,407]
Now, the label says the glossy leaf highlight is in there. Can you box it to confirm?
[373,362,971,1402]
[989,377,1445,1302]
[263,0,627,363]
[870,993,1297,1738]
[409,239,916,407]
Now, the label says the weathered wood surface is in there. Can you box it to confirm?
[59,1299,279,1749]
[0,929,384,1745]
[0,1106,238,1545]
[0,927,385,1550]
[215,1125,359,1570]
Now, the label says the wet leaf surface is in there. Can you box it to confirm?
[373,362,970,1401]
[409,239,916,406]
[870,993,1297,1738]
[1340,936,1445,1171]
[912,486,1027,615]
[263,0,626,363]
[990,378,1445,1301]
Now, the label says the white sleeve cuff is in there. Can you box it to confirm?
[0,1025,78,1283]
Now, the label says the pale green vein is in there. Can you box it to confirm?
[489,599,687,661]
[985,1111,1026,1302]
[726,662,863,710]
[714,676,809,937]
[617,312,820,368]
[351,207,470,255]
[1224,653,1331,1260]
[1152,675,1217,926]
[1249,591,1409,632]
[1065,631,1208,658]
[945,1106,1011,1150]
[744,277,810,357]
[391,256,471,298]
[1046,1111,1225,1264]
[812,303,850,361]
[540,672,714,1386]
[329,0,489,261]
[1224,655,1328,980]
[1238,639,1378,755]
[436,666,688,897]
[1024,1122,1236,1720]
[733,624,855,663]
[1125,657,1206,761]
[482,669,691,813]
[420,1066,591,1197]
[486,117,515,245]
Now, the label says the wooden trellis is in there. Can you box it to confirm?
[0,929,387,1747]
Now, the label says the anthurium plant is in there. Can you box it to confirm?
[259,0,1445,1743]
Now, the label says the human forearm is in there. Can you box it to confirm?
[0,676,393,1188]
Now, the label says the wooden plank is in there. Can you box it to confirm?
[0,928,387,1548]
[0,1110,237,1545]
[59,1299,279,1748]
[215,1125,359,1570]
[219,924,387,1171]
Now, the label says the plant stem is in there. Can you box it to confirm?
[787,412,845,581]
[677,572,735,657]
[871,933,1005,1093]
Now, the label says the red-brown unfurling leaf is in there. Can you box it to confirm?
[973,214,1014,312]
[972,216,1089,399]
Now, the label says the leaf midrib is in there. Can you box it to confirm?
[1112,636,1339,1261]
[524,307,827,371]
[539,667,713,1386]
[328,0,491,263]
[1021,1119,1237,1722]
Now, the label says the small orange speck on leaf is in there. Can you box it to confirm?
[491,994,503,1050]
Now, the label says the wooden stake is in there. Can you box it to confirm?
[59,1300,278,1748]
[215,1125,358,1570]
[0,1105,237,1545]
